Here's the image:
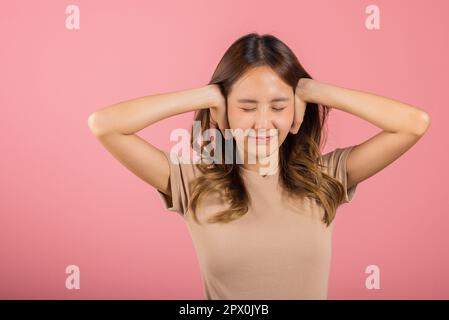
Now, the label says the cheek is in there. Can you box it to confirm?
[228,108,252,129]
[274,112,294,133]
[276,116,293,128]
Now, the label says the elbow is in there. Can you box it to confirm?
[88,112,108,136]
[412,111,431,136]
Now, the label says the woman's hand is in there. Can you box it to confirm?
[290,78,311,134]
[208,84,230,135]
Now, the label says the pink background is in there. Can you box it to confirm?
[1,0,448,299]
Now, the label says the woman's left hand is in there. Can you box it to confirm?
[290,78,310,134]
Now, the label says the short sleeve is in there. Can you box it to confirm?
[156,150,199,216]
[321,145,358,204]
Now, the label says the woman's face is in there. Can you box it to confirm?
[227,65,295,163]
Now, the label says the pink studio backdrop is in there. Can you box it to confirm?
[0,0,447,299]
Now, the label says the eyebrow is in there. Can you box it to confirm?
[237,97,290,104]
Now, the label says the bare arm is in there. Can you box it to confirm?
[297,79,431,189]
[87,85,222,196]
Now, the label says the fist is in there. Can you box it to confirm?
[208,84,230,135]
[290,79,309,134]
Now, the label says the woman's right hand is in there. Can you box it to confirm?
[207,84,230,135]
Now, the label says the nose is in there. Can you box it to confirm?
[254,107,275,132]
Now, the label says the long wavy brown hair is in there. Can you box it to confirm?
[187,32,346,227]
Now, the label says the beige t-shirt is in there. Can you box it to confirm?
[156,146,358,300]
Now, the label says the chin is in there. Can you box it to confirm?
[243,142,280,160]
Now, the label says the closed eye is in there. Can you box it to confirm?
[240,107,286,112]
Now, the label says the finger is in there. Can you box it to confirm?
[289,121,299,134]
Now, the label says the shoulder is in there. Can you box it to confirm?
[160,150,205,182]
[319,145,359,204]
[320,145,355,177]
[156,150,206,216]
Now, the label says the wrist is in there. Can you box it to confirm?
[296,78,319,103]
[201,84,222,109]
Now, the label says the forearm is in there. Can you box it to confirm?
[88,85,217,135]
[300,79,431,136]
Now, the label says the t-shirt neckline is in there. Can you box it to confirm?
[239,165,280,179]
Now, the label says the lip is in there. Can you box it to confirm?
[248,135,275,142]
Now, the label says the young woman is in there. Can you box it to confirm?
[88,33,430,300]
